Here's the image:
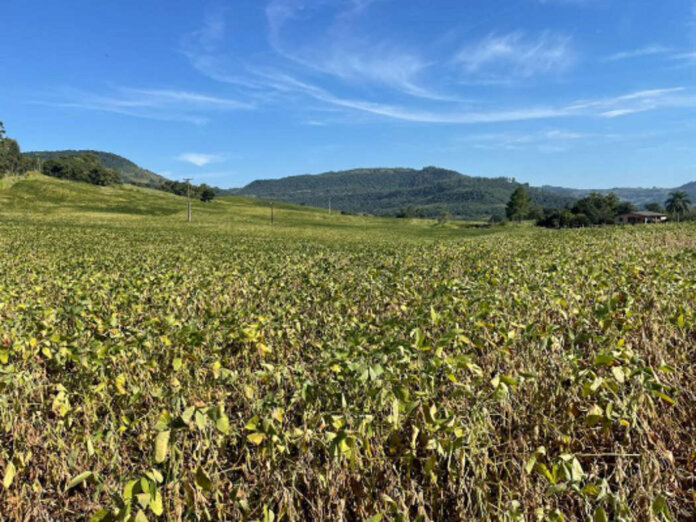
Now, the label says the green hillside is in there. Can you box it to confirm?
[238,166,574,219]
[24,150,167,186]
[0,173,497,241]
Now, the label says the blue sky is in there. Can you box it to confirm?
[1,0,695,189]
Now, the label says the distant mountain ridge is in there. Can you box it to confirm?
[239,166,574,219]
[24,150,167,186]
[240,166,696,219]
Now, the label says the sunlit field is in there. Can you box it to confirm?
[1,175,694,520]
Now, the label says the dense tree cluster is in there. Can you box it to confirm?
[536,191,694,228]
[42,154,121,186]
[0,122,39,175]
[157,180,216,202]
[536,193,634,228]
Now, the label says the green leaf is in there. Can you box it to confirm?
[593,506,608,522]
[154,411,171,431]
[133,509,148,522]
[3,461,16,489]
[216,411,230,435]
[245,415,259,431]
[137,492,151,509]
[181,406,196,424]
[123,479,137,501]
[66,470,94,491]
[154,430,170,463]
[651,390,676,405]
[652,494,671,519]
[365,515,383,522]
[90,509,115,522]
[524,454,537,474]
[535,463,554,484]
[195,466,212,491]
[195,410,207,430]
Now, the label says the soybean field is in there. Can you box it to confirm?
[0,175,695,521]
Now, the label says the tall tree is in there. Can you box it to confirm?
[506,186,531,222]
[199,185,216,202]
[665,191,691,222]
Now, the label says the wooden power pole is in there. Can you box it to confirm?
[271,201,275,225]
[183,178,192,222]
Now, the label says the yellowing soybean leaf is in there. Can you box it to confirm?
[150,489,164,516]
[247,433,266,445]
[586,405,604,426]
[90,509,114,522]
[66,471,94,491]
[216,411,230,435]
[3,461,16,489]
[154,430,170,463]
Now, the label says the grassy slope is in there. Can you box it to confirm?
[0,173,499,242]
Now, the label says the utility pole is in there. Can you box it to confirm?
[183,178,192,222]
[271,201,275,225]
[328,196,332,215]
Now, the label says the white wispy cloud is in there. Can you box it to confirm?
[177,1,696,127]
[252,70,693,124]
[177,153,224,167]
[672,51,696,63]
[605,45,672,62]
[455,31,574,80]
[263,0,449,100]
[460,128,628,153]
[41,86,252,124]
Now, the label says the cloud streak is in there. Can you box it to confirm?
[456,31,574,79]
[605,45,672,62]
[177,153,224,167]
[41,86,253,124]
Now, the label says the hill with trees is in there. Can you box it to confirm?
[41,154,122,186]
[25,150,167,186]
[238,166,574,219]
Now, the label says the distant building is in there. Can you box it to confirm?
[616,211,668,224]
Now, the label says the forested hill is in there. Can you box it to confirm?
[238,166,573,219]
[24,150,167,186]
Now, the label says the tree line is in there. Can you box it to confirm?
[0,122,39,175]
[505,186,693,227]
